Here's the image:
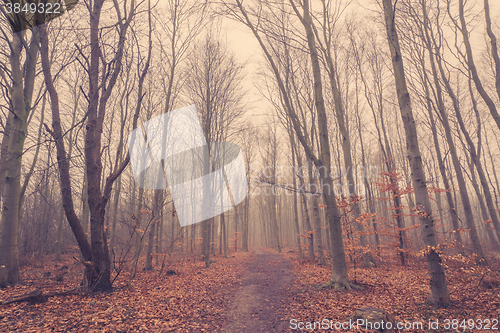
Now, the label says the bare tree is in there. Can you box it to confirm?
[451,0,500,130]
[381,0,450,306]
[483,0,500,102]
[227,0,355,289]
[39,0,151,291]
[183,30,245,267]
[0,24,39,286]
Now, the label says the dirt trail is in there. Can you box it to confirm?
[221,248,292,332]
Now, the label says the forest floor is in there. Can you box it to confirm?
[0,248,499,332]
[221,247,291,332]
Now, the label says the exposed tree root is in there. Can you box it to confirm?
[320,280,363,290]
[1,288,79,305]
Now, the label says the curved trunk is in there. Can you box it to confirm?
[422,5,485,261]
[457,0,500,130]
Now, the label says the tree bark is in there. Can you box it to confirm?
[421,6,485,262]
[0,33,27,287]
[314,0,366,246]
[289,131,303,259]
[464,151,500,249]
[145,191,161,271]
[309,163,325,264]
[417,46,462,246]
[38,24,92,264]
[382,0,450,306]
[296,151,314,261]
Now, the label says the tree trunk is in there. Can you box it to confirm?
[457,0,500,130]
[0,112,14,208]
[418,49,462,246]
[316,0,365,247]
[242,196,250,252]
[445,63,500,244]
[296,0,350,287]
[202,219,212,268]
[297,152,314,261]
[465,152,500,249]
[223,212,228,257]
[382,0,450,306]
[485,133,500,210]
[237,0,351,288]
[39,24,92,265]
[422,8,485,261]
[145,190,162,270]
[290,132,303,259]
[109,175,122,260]
[309,163,325,264]
[483,0,500,103]
[0,29,39,287]
[0,33,26,287]
[55,202,65,261]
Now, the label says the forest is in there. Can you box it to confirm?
[0,0,499,331]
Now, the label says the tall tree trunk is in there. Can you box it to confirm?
[270,187,281,253]
[308,162,325,264]
[356,45,403,260]
[382,0,450,306]
[315,0,366,247]
[242,196,250,252]
[145,191,162,270]
[156,207,163,264]
[456,0,500,130]
[357,112,379,249]
[130,185,144,279]
[0,29,39,287]
[297,151,314,261]
[223,212,228,257]
[237,0,352,288]
[39,24,92,265]
[433,171,445,237]
[81,173,90,235]
[290,132,303,259]
[464,151,500,249]
[233,206,238,254]
[0,112,14,208]
[201,219,212,268]
[422,8,485,261]
[485,133,500,210]
[293,0,351,287]
[444,62,500,243]
[483,0,500,103]
[55,98,77,261]
[55,202,65,261]
[109,175,122,260]
[269,142,281,253]
[418,49,462,246]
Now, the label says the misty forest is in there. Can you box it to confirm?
[0,0,500,331]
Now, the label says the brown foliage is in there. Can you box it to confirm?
[0,252,248,332]
[282,252,500,332]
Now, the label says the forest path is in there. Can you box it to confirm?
[221,247,292,332]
